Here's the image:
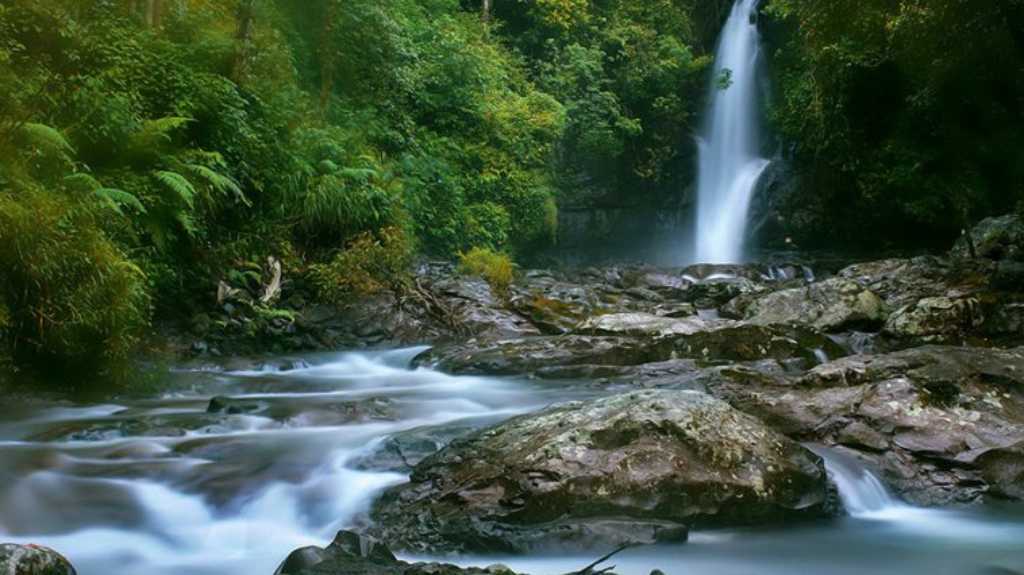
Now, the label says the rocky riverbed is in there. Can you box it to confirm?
[3,216,1024,575]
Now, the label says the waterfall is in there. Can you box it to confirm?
[695,0,769,264]
[808,445,902,517]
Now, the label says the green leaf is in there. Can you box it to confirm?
[186,163,249,206]
[95,187,147,215]
[22,123,74,156]
[155,170,197,209]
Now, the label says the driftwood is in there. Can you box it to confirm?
[562,543,638,575]
[261,256,283,303]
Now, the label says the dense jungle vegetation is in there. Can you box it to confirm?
[0,0,1022,376]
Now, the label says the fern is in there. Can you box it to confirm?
[95,187,147,215]
[139,117,192,144]
[64,173,146,215]
[155,170,197,209]
[186,163,249,205]
[21,123,74,157]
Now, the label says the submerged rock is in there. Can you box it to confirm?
[0,544,76,575]
[367,390,830,554]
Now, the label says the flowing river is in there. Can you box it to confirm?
[1,349,1022,575]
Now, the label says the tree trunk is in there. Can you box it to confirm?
[232,0,257,84]
[142,0,162,28]
[482,0,492,22]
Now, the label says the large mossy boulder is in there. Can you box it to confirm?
[367,390,831,554]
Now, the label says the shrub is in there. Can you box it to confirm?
[0,184,151,372]
[464,202,511,251]
[458,247,515,296]
[310,226,414,303]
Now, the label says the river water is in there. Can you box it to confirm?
[1,349,1022,575]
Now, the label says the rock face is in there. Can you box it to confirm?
[708,346,1024,506]
[368,390,830,554]
[0,544,76,575]
[274,530,510,575]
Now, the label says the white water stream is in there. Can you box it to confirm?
[0,351,1022,574]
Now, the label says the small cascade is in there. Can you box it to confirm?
[808,445,902,517]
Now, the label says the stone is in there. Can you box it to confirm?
[367,390,830,554]
[883,297,984,342]
[744,278,886,332]
[0,544,76,575]
[952,214,1024,261]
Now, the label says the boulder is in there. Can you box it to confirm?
[952,214,1024,261]
[744,278,886,332]
[883,297,984,343]
[0,544,76,575]
[708,346,1024,506]
[275,530,507,575]
[367,390,830,553]
[837,257,990,310]
[575,313,712,338]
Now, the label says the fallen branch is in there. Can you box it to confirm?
[563,543,636,575]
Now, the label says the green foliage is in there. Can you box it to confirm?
[496,0,712,205]
[0,182,150,370]
[764,0,1024,247]
[311,227,415,303]
[458,247,515,295]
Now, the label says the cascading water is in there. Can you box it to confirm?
[808,446,901,517]
[695,0,769,264]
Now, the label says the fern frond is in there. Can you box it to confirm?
[155,170,197,209]
[22,123,74,156]
[139,117,192,143]
[95,187,147,215]
[175,211,198,238]
[186,163,249,206]
[64,173,103,190]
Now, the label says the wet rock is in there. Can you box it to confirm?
[575,313,712,338]
[275,530,507,575]
[351,422,483,473]
[883,297,984,343]
[368,390,830,554]
[744,278,886,332]
[710,346,1024,506]
[207,396,265,414]
[0,543,76,575]
[837,257,991,310]
[952,214,1024,261]
[683,276,764,309]
[420,318,841,377]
